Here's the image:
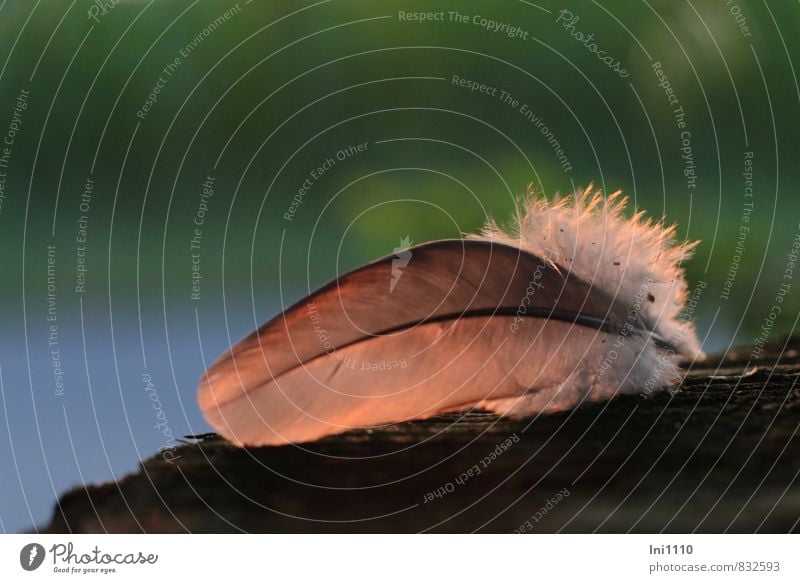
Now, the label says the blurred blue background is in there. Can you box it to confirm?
[1,0,799,532]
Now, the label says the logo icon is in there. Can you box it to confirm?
[20,543,45,571]
[390,236,413,293]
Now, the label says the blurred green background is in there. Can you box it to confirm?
[2,0,798,344]
[2,0,799,339]
[1,0,799,532]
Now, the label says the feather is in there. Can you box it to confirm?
[198,185,704,446]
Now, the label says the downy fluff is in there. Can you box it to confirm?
[470,185,704,417]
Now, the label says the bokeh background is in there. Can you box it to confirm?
[0,0,798,533]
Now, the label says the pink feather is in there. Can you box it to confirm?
[198,187,703,446]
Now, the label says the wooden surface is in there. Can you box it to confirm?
[43,340,800,533]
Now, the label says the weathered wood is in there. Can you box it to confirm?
[43,340,800,533]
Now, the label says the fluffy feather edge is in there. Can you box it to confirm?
[468,185,705,416]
